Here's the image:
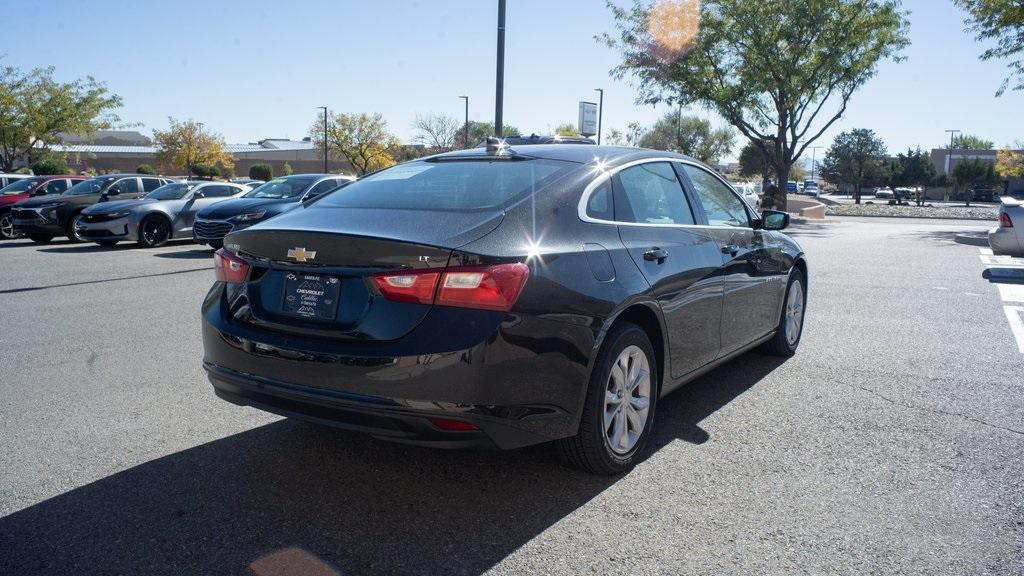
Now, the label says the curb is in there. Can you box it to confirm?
[954,233,990,247]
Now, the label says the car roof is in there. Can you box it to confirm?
[428,144,699,167]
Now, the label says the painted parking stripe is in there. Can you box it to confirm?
[1003,306,1024,354]
[997,284,1024,303]
[980,247,993,256]
[979,255,1024,268]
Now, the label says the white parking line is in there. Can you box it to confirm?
[997,284,1024,303]
[980,247,993,256]
[1003,306,1024,353]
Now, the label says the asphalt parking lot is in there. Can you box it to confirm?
[1,217,1022,575]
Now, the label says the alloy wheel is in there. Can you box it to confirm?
[785,279,804,345]
[604,344,651,455]
[142,218,169,246]
[0,212,20,239]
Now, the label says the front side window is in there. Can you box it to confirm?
[200,185,238,198]
[306,179,341,198]
[114,178,140,196]
[45,179,69,194]
[585,181,613,220]
[682,165,749,227]
[614,162,695,225]
[315,159,575,212]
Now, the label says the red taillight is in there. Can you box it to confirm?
[213,248,250,284]
[1001,212,1013,227]
[371,262,529,312]
[427,417,479,431]
[370,271,440,304]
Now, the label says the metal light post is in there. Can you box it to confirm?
[318,106,329,173]
[594,88,604,144]
[494,0,506,138]
[809,146,822,181]
[945,129,960,175]
[459,95,469,148]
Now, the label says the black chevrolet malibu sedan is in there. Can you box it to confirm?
[201,144,807,474]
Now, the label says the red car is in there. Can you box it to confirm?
[0,176,86,239]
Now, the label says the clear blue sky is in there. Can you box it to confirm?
[4,0,1022,162]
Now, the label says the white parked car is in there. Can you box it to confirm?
[989,196,1024,256]
[732,182,761,209]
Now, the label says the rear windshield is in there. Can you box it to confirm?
[316,159,576,212]
[1,177,44,194]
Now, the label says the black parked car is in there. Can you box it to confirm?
[201,145,807,474]
[192,174,354,248]
[12,174,173,243]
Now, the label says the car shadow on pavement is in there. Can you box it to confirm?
[152,247,215,259]
[37,243,134,253]
[784,222,833,239]
[0,353,785,576]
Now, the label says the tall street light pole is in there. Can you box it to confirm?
[945,129,960,175]
[318,106,329,173]
[809,146,822,181]
[594,88,604,144]
[459,95,469,148]
[494,0,506,138]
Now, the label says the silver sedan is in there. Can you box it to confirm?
[990,197,1024,257]
[77,181,249,247]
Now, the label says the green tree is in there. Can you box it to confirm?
[311,112,399,175]
[554,123,580,137]
[955,0,1024,95]
[952,158,999,206]
[135,164,156,175]
[249,163,273,181]
[462,120,521,146]
[952,133,995,150]
[192,163,216,179]
[282,161,293,176]
[30,157,69,175]
[820,129,888,204]
[604,122,645,147]
[738,140,774,188]
[0,65,123,171]
[888,148,936,206]
[603,0,910,210]
[153,118,234,178]
[635,112,734,164]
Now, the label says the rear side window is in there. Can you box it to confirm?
[142,178,164,192]
[682,165,749,227]
[316,159,576,212]
[614,162,695,225]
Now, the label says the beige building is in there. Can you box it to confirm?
[48,131,354,176]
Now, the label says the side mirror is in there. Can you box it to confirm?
[761,210,790,231]
[107,186,121,196]
[32,188,47,196]
[192,190,205,199]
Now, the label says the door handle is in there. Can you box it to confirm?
[643,247,668,263]
[721,244,739,256]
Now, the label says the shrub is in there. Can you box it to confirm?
[192,163,217,179]
[282,161,293,176]
[216,162,235,179]
[31,158,69,175]
[249,163,273,181]
[136,164,156,175]
[14,166,33,174]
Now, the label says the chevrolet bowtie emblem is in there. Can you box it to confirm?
[287,247,316,262]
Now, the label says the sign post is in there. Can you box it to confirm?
[578,101,598,138]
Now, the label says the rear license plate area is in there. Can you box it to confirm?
[281,272,342,320]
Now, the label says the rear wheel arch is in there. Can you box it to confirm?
[602,304,666,396]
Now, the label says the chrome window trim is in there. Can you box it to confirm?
[577,156,754,231]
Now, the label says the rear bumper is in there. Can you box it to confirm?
[201,284,594,450]
[989,227,1022,256]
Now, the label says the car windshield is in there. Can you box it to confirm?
[315,159,576,212]
[65,176,116,196]
[1,177,44,194]
[146,183,194,200]
[244,177,316,199]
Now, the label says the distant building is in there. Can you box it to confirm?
[47,135,353,176]
[929,148,1001,175]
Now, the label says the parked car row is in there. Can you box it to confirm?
[0,172,355,247]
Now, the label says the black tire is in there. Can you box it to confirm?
[0,211,20,240]
[761,270,806,357]
[137,214,171,248]
[557,322,658,475]
[28,234,53,244]
[65,213,86,243]
[96,240,118,247]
